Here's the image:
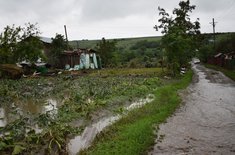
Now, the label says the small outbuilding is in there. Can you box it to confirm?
[60,48,101,70]
[224,52,235,69]
[208,52,235,69]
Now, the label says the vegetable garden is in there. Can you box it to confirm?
[0,68,163,154]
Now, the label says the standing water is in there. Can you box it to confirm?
[0,98,60,127]
[0,108,7,127]
[68,94,154,155]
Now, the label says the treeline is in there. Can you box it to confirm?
[95,38,162,68]
[197,33,235,62]
[0,23,44,64]
[130,40,159,50]
[0,23,69,66]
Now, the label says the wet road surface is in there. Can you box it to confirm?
[149,64,235,155]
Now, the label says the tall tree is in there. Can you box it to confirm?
[48,34,68,67]
[16,23,43,62]
[0,23,43,64]
[155,0,200,75]
[0,25,21,63]
[96,38,117,67]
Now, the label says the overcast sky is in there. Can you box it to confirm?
[0,0,234,40]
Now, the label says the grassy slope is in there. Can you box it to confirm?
[81,70,193,155]
[205,64,235,81]
[69,36,162,50]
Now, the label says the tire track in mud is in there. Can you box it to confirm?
[149,64,235,155]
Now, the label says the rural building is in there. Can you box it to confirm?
[60,48,101,70]
[208,53,225,66]
[224,52,235,69]
[39,37,53,56]
[208,52,235,69]
[213,53,225,67]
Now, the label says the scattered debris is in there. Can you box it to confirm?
[164,76,171,80]
[0,64,23,79]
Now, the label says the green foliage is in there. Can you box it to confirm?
[48,34,68,67]
[198,44,213,62]
[81,70,193,155]
[155,0,200,75]
[16,36,43,62]
[0,23,43,64]
[70,37,162,68]
[12,145,26,155]
[197,33,235,62]
[0,113,80,155]
[215,33,235,53]
[130,40,159,50]
[96,38,117,67]
[0,25,21,63]
[0,68,164,154]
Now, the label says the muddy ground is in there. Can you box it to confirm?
[149,64,235,155]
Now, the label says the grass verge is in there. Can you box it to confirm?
[205,64,235,81]
[80,70,193,155]
[89,68,165,77]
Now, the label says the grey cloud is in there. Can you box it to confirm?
[79,0,155,22]
[192,0,235,13]
[0,0,234,40]
[0,0,80,26]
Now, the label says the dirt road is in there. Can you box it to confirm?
[149,64,235,155]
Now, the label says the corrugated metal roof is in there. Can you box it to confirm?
[214,53,223,58]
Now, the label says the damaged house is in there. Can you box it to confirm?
[208,52,235,69]
[60,48,102,70]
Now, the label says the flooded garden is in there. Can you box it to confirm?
[0,69,162,155]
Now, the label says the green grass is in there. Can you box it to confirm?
[89,67,165,77]
[0,68,165,154]
[81,70,193,155]
[205,64,235,81]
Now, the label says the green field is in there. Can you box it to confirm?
[0,68,166,155]
[69,36,163,68]
[81,70,193,155]
[69,36,162,50]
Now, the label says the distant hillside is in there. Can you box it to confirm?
[68,33,235,68]
[69,36,162,68]
[69,36,162,50]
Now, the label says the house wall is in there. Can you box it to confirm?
[60,50,101,69]
[60,54,80,69]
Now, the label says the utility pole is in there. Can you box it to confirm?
[210,18,217,51]
[76,41,79,49]
[64,25,69,50]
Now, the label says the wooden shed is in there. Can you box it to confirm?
[60,48,101,70]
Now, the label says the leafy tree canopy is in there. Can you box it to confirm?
[155,0,200,74]
[48,34,68,67]
[0,23,43,64]
[96,38,117,67]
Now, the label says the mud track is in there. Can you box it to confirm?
[149,64,235,155]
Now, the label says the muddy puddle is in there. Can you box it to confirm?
[0,98,62,127]
[68,94,154,155]
[0,108,7,127]
[149,64,235,154]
